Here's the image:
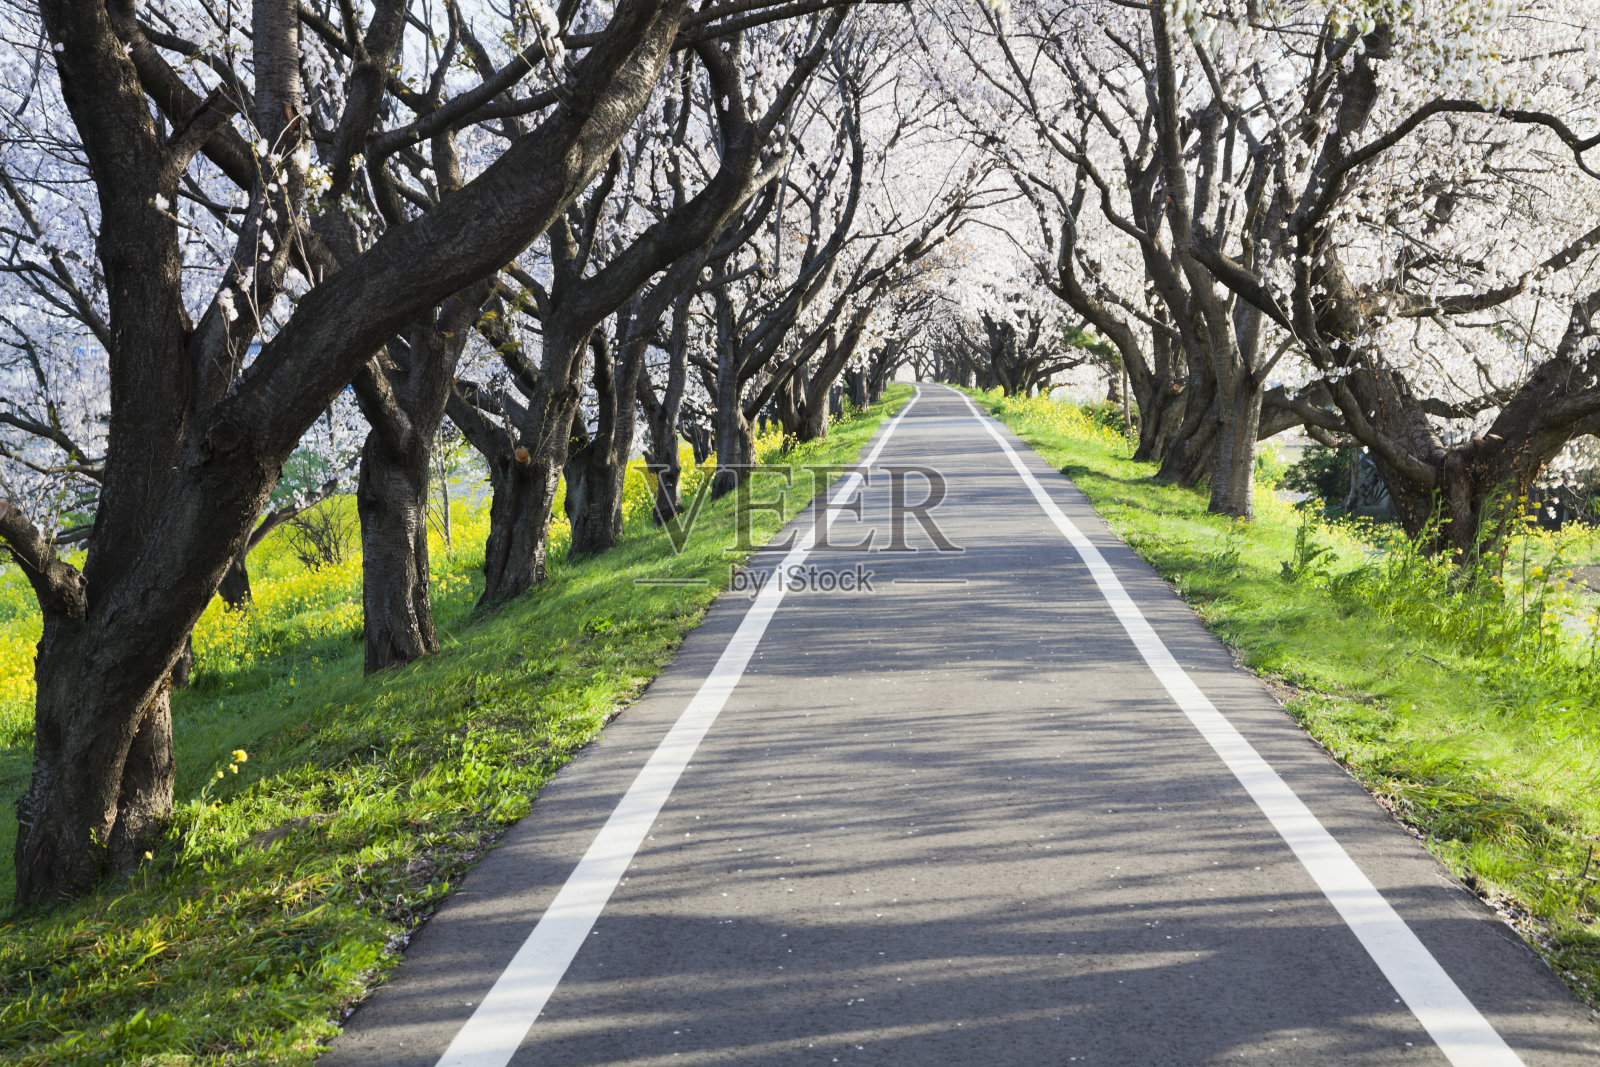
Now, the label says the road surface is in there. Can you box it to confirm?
[323,385,1598,1066]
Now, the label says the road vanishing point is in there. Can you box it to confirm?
[324,386,1599,1066]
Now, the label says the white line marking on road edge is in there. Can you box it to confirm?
[952,386,1523,1067]
[434,388,922,1067]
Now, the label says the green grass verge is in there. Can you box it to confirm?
[0,385,909,1065]
[968,388,1600,1011]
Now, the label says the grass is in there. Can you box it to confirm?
[0,385,909,1065]
[969,388,1600,1010]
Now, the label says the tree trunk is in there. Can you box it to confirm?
[1206,370,1265,519]
[1132,382,1186,464]
[1376,449,1530,562]
[640,346,686,525]
[845,367,868,410]
[795,397,829,443]
[773,371,806,439]
[711,345,754,498]
[480,450,563,604]
[635,288,691,526]
[356,431,438,673]
[14,621,178,905]
[351,289,486,672]
[478,324,589,604]
[711,408,755,499]
[643,413,683,525]
[866,360,890,405]
[1157,372,1219,486]
[569,332,646,557]
[218,550,252,609]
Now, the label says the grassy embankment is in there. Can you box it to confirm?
[971,389,1600,1010]
[0,385,909,1065]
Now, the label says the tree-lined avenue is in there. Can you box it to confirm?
[326,387,1599,1066]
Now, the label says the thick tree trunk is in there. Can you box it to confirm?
[644,412,683,525]
[106,686,174,869]
[1206,372,1265,519]
[772,372,806,439]
[794,399,829,443]
[352,289,486,672]
[569,332,645,557]
[1377,449,1532,561]
[477,326,588,605]
[711,403,755,499]
[566,427,629,556]
[866,362,890,405]
[1131,382,1186,464]
[1157,373,1219,486]
[14,619,178,904]
[480,452,563,604]
[356,433,438,673]
[845,367,868,410]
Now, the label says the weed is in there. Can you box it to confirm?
[1280,511,1338,584]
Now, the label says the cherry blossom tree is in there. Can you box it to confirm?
[0,0,854,907]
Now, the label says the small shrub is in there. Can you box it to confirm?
[1283,443,1351,506]
[285,500,358,570]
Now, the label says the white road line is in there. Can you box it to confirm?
[952,387,1523,1067]
[434,388,921,1067]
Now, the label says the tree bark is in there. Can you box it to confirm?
[568,329,647,556]
[15,606,179,903]
[711,321,754,498]
[845,367,867,410]
[355,429,437,673]
[1131,375,1187,464]
[1206,368,1265,519]
[711,364,757,501]
[352,285,486,672]
[479,313,592,604]
[640,295,691,524]
[1157,367,1219,486]
[481,448,564,603]
[218,552,253,610]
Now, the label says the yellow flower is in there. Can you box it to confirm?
[232,749,248,763]
[1530,566,1544,579]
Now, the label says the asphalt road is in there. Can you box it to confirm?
[323,385,1599,1066]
